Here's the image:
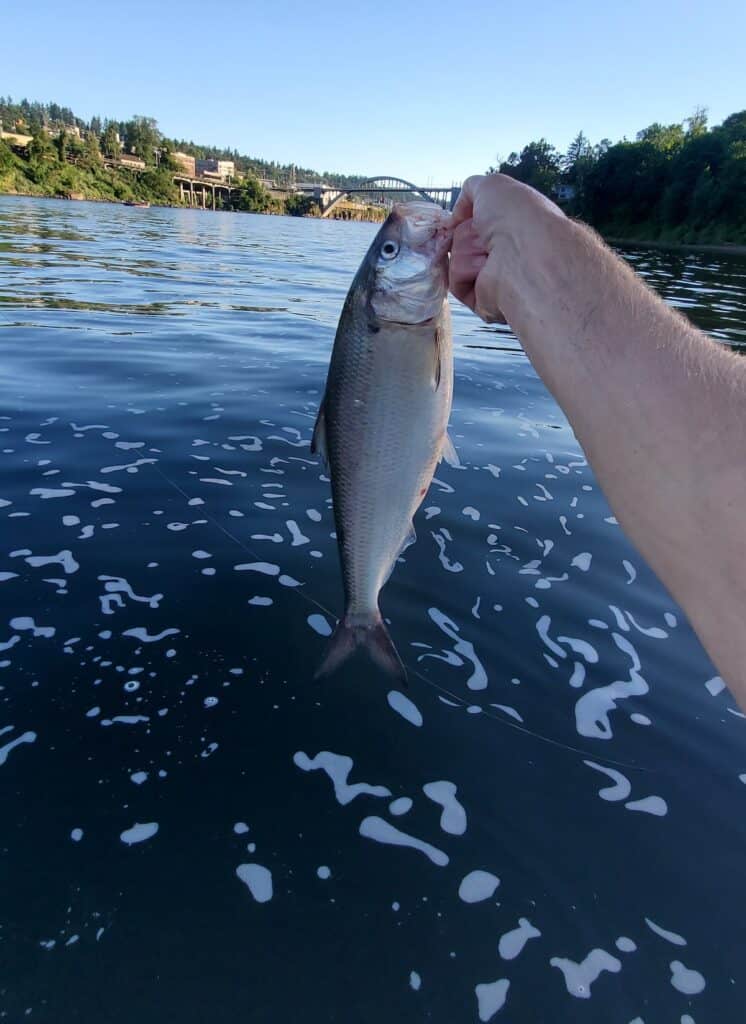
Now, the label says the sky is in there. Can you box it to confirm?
[3,0,745,183]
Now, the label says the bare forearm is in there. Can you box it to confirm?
[491,190,746,702]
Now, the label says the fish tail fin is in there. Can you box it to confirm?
[314,611,407,684]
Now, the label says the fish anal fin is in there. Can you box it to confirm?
[441,432,460,467]
[314,613,407,684]
[311,402,329,468]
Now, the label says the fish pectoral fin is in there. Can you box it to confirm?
[432,326,443,390]
[310,402,329,468]
[314,614,407,684]
[440,432,460,467]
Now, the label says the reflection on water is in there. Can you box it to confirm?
[1,196,744,1024]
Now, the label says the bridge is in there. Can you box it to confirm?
[173,174,235,210]
[297,177,461,218]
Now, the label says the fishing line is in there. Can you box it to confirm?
[153,462,647,773]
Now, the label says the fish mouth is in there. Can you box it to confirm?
[390,202,453,258]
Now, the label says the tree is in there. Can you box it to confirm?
[236,174,273,212]
[123,116,160,163]
[90,115,102,137]
[101,123,121,159]
[499,139,561,196]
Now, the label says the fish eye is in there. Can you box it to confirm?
[380,240,399,260]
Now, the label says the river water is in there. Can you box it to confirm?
[1,196,745,1023]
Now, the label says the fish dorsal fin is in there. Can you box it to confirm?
[441,432,460,467]
[311,402,329,468]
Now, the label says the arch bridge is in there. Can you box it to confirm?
[313,177,461,218]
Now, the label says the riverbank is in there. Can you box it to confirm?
[607,236,746,256]
[0,143,387,221]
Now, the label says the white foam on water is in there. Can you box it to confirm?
[569,662,586,688]
[616,937,637,952]
[458,870,500,903]
[475,979,510,1021]
[307,614,332,637]
[550,948,621,998]
[120,822,159,845]
[462,506,480,521]
[427,608,488,690]
[30,488,76,499]
[626,613,667,639]
[423,781,466,835]
[574,633,648,739]
[191,550,211,560]
[583,761,631,802]
[279,574,302,587]
[359,816,448,866]
[9,617,56,639]
[286,520,309,546]
[389,797,412,816]
[669,960,705,995]
[387,691,423,727]
[248,597,273,606]
[409,970,422,991]
[25,550,79,574]
[431,530,463,573]
[571,552,592,571]
[0,573,18,582]
[498,918,541,960]
[234,562,280,575]
[101,715,149,727]
[236,863,273,902]
[130,771,148,785]
[122,627,179,643]
[622,560,637,583]
[630,713,651,726]
[234,822,249,834]
[0,730,37,766]
[489,704,523,722]
[704,676,725,696]
[306,508,322,522]
[293,751,391,805]
[70,828,83,842]
[644,918,686,945]
[536,616,566,660]
[557,635,599,663]
[625,796,668,816]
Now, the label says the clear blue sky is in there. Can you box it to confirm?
[3,0,745,183]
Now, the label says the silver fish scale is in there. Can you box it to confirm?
[325,298,453,618]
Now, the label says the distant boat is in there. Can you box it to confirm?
[124,200,150,208]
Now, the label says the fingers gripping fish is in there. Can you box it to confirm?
[312,202,458,681]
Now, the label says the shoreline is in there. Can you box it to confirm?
[2,192,746,246]
[607,236,746,256]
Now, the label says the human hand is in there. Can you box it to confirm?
[448,173,565,324]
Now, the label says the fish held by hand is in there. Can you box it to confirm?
[312,202,458,682]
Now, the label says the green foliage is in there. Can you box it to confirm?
[497,107,746,244]
[284,193,321,217]
[101,124,121,159]
[235,175,274,213]
[499,139,562,196]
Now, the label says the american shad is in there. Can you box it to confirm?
[312,202,458,681]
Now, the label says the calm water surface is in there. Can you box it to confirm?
[1,196,745,1023]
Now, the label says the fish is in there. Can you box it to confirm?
[311,201,458,682]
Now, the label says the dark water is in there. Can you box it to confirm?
[1,196,745,1024]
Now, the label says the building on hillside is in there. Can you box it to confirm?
[0,129,32,149]
[119,153,147,171]
[172,151,196,176]
[196,158,235,181]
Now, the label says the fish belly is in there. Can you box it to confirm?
[328,323,452,617]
